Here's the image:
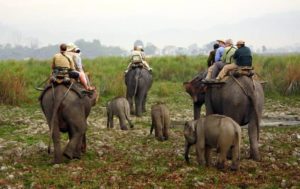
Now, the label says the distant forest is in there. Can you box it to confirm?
[0,39,127,60]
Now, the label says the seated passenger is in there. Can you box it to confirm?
[204,39,226,81]
[216,40,252,80]
[207,43,220,67]
[125,45,152,73]
[51,43,93,91]
[66,43,95,90]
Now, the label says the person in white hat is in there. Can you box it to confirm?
[216,40,252,80]
[66,43,95,90]
[125,45,152,73]
[204,39,234,81]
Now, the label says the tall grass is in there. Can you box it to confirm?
[0,61,28,105]
[0,55,299,105]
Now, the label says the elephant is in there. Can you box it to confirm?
[184,72,264,161]
[184,114,241,171]
[150,103,170,141]
[40,84,98,164]
[107,97,133,130]
[125,66,152,116]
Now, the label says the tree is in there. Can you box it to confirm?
[144,42,159,55]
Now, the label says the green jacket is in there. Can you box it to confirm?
[221,46,236,64]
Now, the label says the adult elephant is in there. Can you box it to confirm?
[184,72,264,161]
[40,84,98,164]
[125,66,152,116]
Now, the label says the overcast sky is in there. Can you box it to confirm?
[0,0,299,49]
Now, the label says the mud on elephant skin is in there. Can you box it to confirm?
[184,114,242,171]
[125,67,152,117]
[107,97,133,130]
[40,84,98,164]
[184,72,264,161]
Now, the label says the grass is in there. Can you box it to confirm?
[0,54,299,105]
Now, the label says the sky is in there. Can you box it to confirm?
[0,0,299,49]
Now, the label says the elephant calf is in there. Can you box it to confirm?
[150,103,170,141]
[107,97,133,130]
[184,114,241,171]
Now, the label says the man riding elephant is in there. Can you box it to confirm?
[125,45,152,73]
[216,40,252,81]
[41,43,98,163]
[65,43,95,91]
[204,39,236,82]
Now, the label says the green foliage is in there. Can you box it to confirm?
[0,55,299,105]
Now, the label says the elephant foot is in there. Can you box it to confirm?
[230,163,239,171]
[73,153,82,159]
[121,126,128,130]
[53,156,63,164]
[216,162,225,170]
[249,150,261,161]
[63,150,73,159]
[130,124,134,129]
[156,136,165,141]
[81,146,86,153]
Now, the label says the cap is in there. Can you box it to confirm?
[66,43,77,52]
[225,39,233,45]
[236,40,245,46]
[216,39,225,44]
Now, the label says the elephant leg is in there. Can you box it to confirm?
[195,144,206,166]
[205,147,211,167]
[230,145,240,171]
[109,115,114,129]
[163,118,170,140]
[52,119,63,164]
[107,112,114,129]
[154,117,164,141]
[142,94,147,113]
[184,141,192,164]
[119,113,128,130]
[217,147,228,169]
[193,102,201,120]
[248,119,260,161]
[135,94,143,117]
[73,135,83,159]
[64,120,86,159]
[107,112,110,129]
[126,116,134,129]
[81,134,87,153]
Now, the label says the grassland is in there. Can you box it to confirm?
[0,55,300,188]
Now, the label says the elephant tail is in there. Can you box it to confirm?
[48,95,64,154]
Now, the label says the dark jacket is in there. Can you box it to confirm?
[207,50,216,67]
[233,46,252,67]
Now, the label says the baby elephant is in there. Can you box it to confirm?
[150,104,170,141]
[184,114,241,171]
[107,97,133,130]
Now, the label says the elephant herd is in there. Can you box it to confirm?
[40,66,264,171]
